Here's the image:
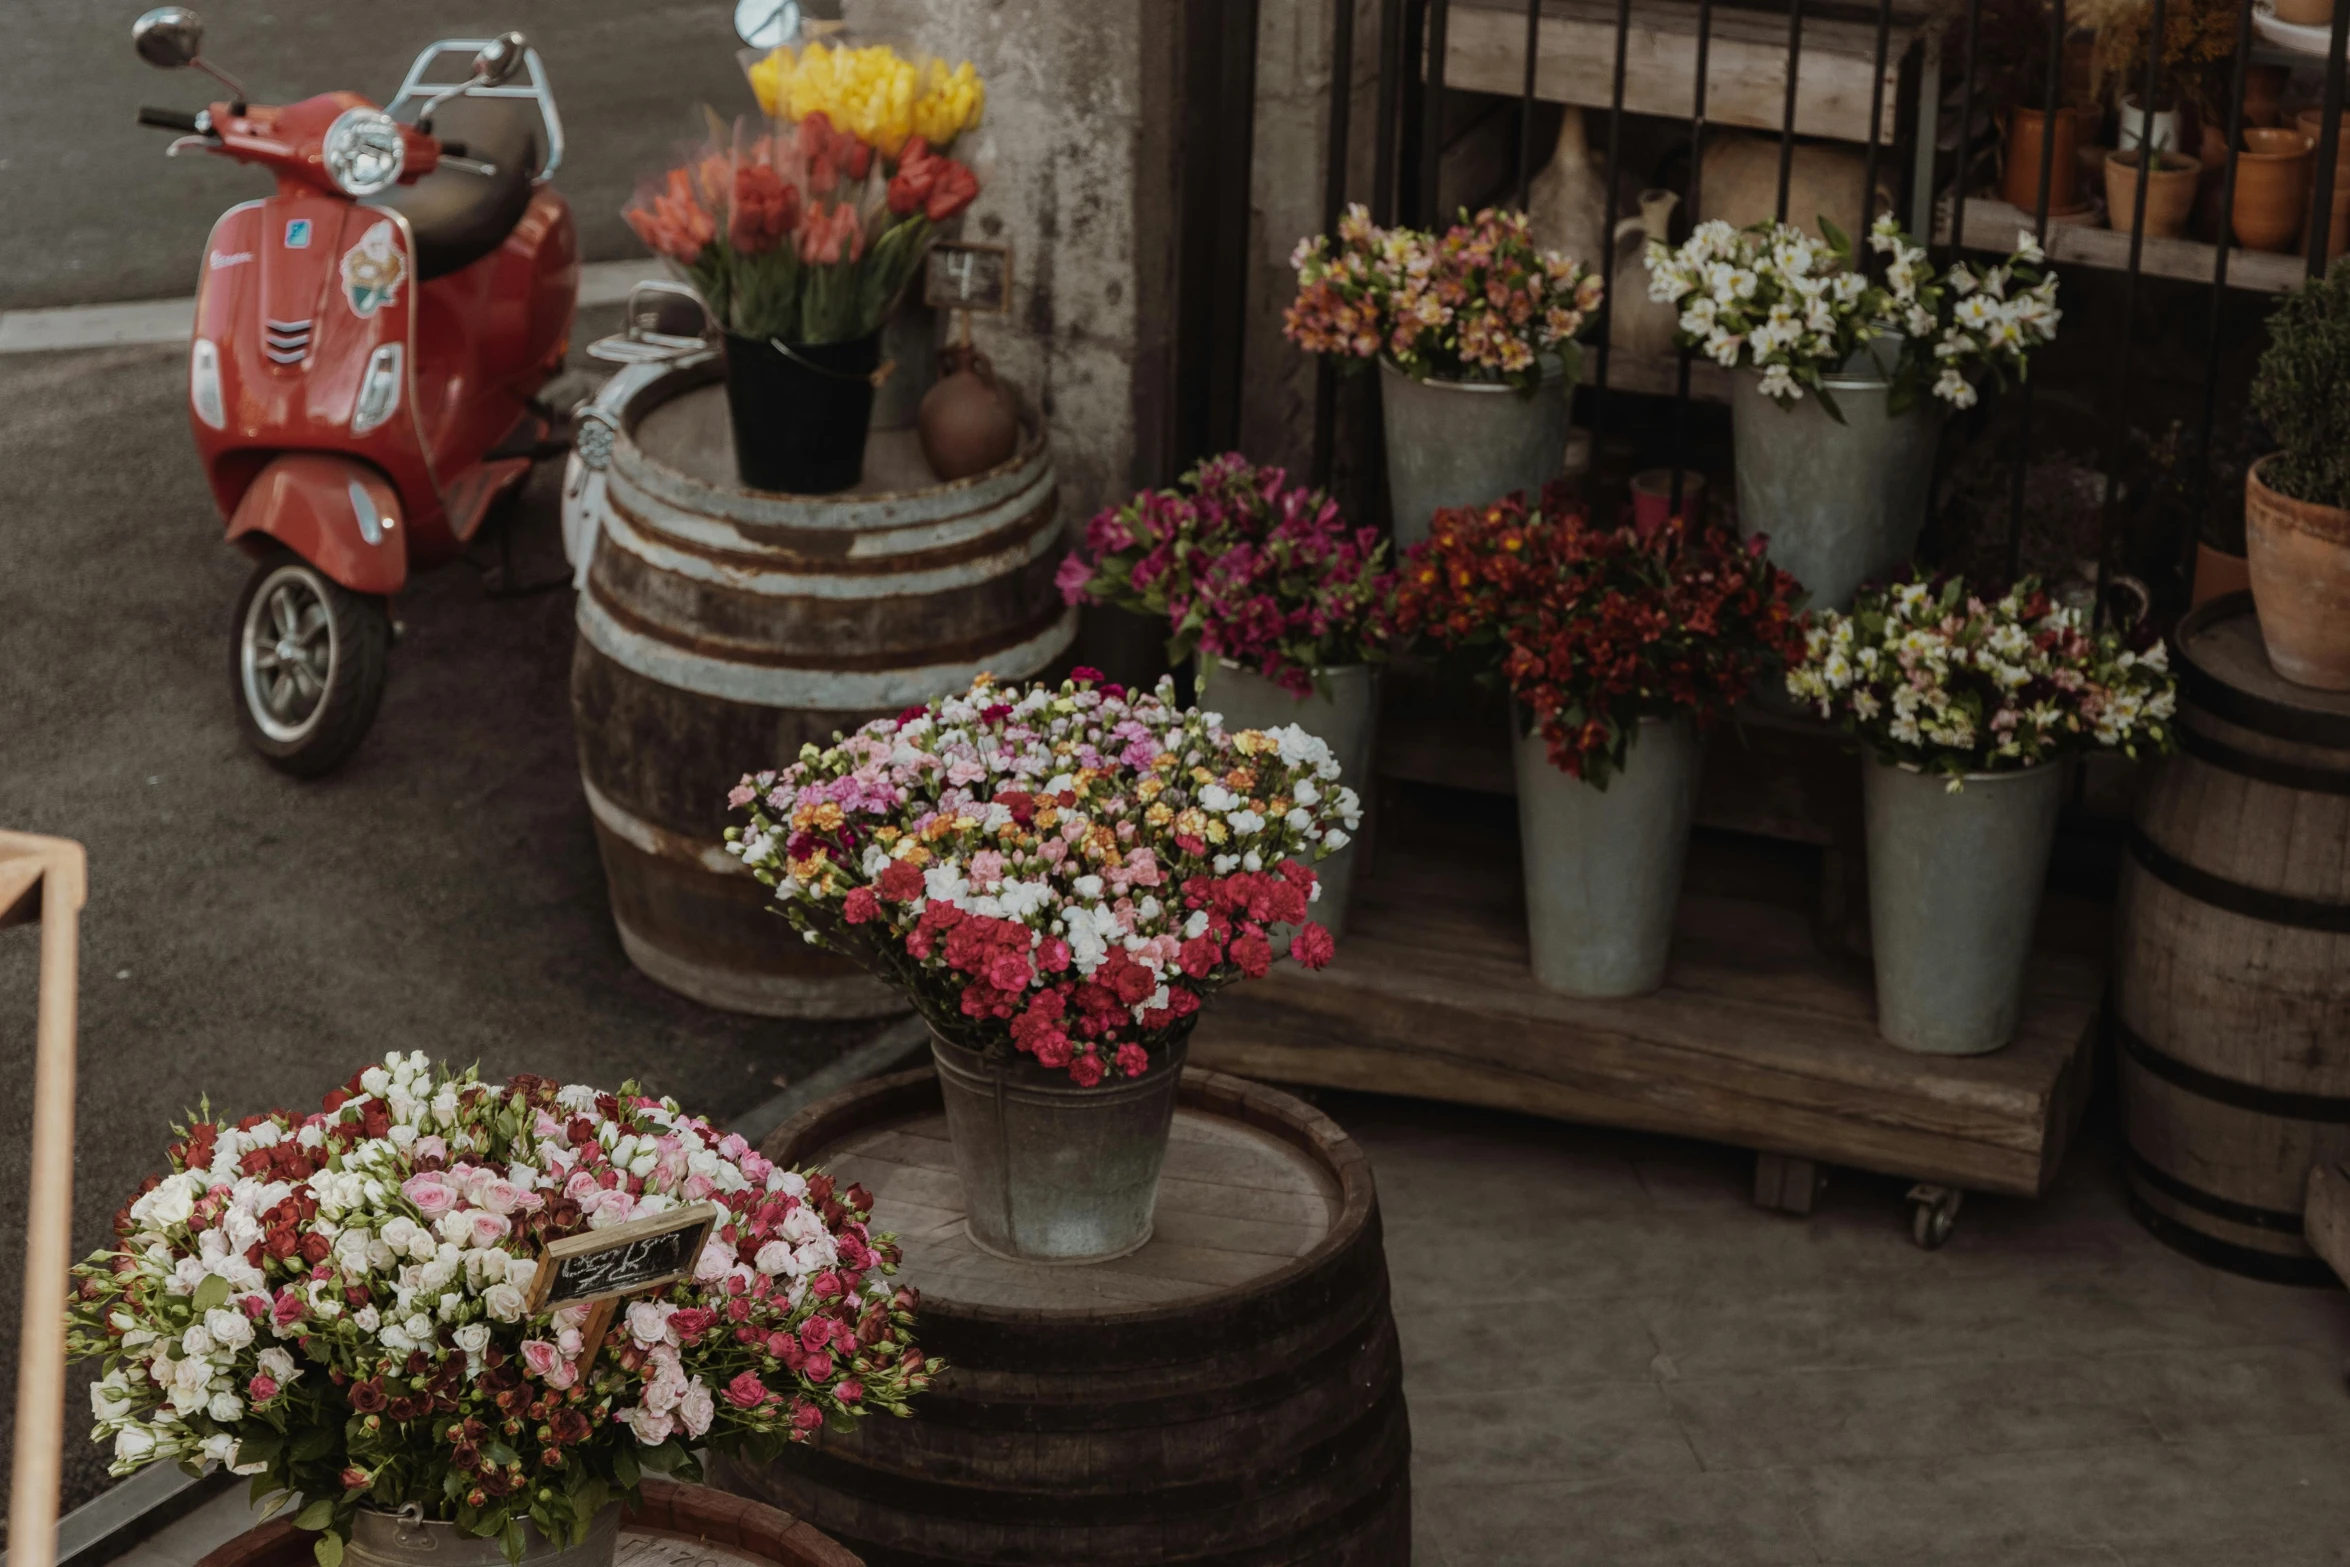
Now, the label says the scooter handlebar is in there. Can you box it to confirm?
[138,106,205,133]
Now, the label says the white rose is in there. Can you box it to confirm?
[380,1216,419,1251]
[179,1325,215,1358]
[114,1425,158,1464]
[257,1347,297,1381]
[206,1308,254,1348]
[353,1305,381,1332]
[755,1240,795,1276]
[483,1283,526,1323]
[780,1204,825,1246]
[91,1380,135,1421]
[453,1323,491,1356]
[207,1391,244,1423]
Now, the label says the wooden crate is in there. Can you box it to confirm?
[1194,791,2102,1210]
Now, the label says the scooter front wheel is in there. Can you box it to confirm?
[230,549,389,777]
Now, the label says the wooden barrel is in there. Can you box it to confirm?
[713,1067,1410,1565]
[571,362,1074,1018]
[2116,592,2350,1284]
[194,1479,861,1565]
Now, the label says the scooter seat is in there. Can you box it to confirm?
[368,97,542,281]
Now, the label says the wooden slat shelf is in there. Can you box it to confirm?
[1442,0,1919,145]
[1194,794,2102,1201]
[1583,344,1735,403]
[1937,194,2310,293]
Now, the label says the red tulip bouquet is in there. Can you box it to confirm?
[1395,494,1807,786]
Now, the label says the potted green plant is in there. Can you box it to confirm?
[2245,259,2350,688]
[67,1053,933,1567]
[1644,215,2062,613]
[1395,494,1806,997]
[1057,454,1398,938]
[1789,576,2177,1054]
[1284,204,1601,548]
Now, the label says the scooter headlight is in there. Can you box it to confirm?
[323,107,405,197]
[352,343,404,435]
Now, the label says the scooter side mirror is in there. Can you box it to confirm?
[734,0,801,49]
[133,7,204,70]
[470,32,528,88]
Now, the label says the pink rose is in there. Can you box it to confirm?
[400,1174,456,1216]
[468,1212,511,1248]
[520,1339,561,1378]
[725,1370,770,1409]
[792,1400,826,1432]
[804,1349,834,1381]
[412,1135,448,1164]
[247,1373,279,1403]
[272,1290,305,1328]
[478,1180,523,1215]
[834,1378,864,1404]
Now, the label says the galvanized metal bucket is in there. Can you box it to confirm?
[346,1503,619,1567]
[1730,339,1941,614]
[1864,758,2064,1055]
[1379,350,1576,550]
[931,1027,1191,1263]
[1512,713,1702,997]
[1193,658,1380,941]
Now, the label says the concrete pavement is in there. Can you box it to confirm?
[5,1,756,309]
[0,319,885,1516]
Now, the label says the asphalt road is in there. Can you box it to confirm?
[5,1,758,309]
[0,317,886,1516]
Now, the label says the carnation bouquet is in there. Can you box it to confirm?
[1642,215,2061,414]
[1056,454,1399,698]
[1786,574,2179,780]
[727,671,1361,1084]
[1395,494,1807,786]
[67,1052,932,1565]
[1285,204,1603,390]
[626,45,983,347]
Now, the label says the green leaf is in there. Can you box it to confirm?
[236,1430,283,1466]
[487,1441,521,1469]
[313,1534,343,1567]
[192,1274,231,1314]
[611,1446,641,1490]
[292,1424,338,1462]
[295,1498,337,1531]
[643,1438,687,1475]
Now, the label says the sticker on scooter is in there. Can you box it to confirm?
[340,220,406,318]
[284,217,311,249]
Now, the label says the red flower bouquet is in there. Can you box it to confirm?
[625,113,979,346]
[1057,454,1399,698]
[1396,494,1806,786]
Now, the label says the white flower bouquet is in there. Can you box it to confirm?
[1643,216,2062,415]
[66,1052,934,1565]
[1786,573,2177,781]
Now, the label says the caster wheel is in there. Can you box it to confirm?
[231,549,389,778]
[1907,1183,1963,1250]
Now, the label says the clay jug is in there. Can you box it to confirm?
[1527,107,1609,272]
[1697,134,1888,238]
[1609,189,1682,361]
[917,343,1021,481]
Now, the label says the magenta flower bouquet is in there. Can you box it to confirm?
[1056,453,1399,697]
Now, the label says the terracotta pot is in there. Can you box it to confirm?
[2231,127,2314,252]
[2245,457,2350,689]
[916,342,1021,481]
[2246,65,2291,128]
[2105,149,2200,238]
[2192,541,2252,608]
[2276,0,2333,25]
[2002,105,2082,214]
[2294,106,2350,259]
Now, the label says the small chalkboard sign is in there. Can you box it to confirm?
[525,1202,720,1312]
[924,241,1014,314]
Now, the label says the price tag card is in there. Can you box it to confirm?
[524,1203,721,1311]
[924,242,1014,313]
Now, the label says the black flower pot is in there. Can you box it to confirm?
[721,330,881,494]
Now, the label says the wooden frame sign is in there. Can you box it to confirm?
[525,1202,721,1313]
[923,241,1014,314]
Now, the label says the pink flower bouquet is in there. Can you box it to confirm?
[727,670,1362,1084]
[67,1053,932,1563]
[1056,453,1398,698]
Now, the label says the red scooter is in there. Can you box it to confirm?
[134,8,578,775]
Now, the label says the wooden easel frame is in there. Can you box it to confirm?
[3,832,86,1567]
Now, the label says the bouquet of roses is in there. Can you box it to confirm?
[625,99,979,346]
[727,671,1360,1084]
[67,1052,931,1565]
[1056,453,1398,699]
[1395,494,1806,786]
[1285,203,1603,390]
[1643,214,2061,414]
[1786,573,2177,780]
